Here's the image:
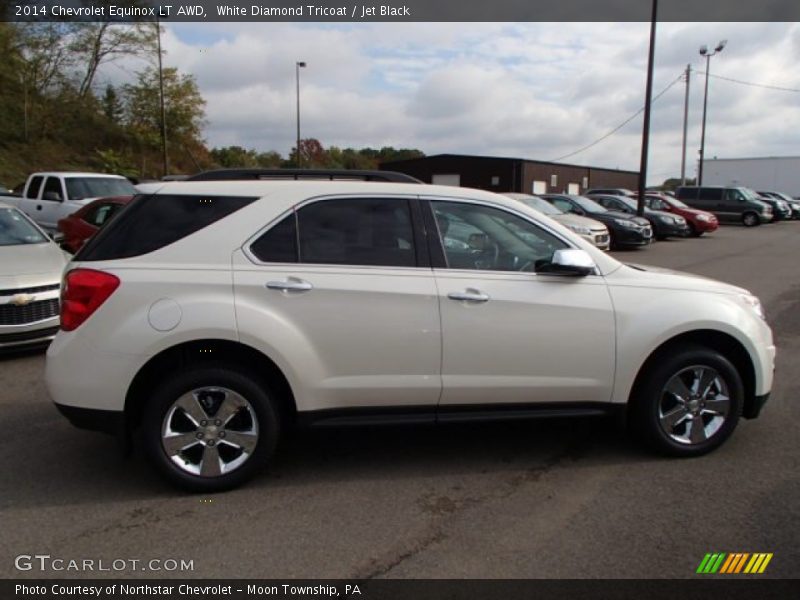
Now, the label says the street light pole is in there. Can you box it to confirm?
[295,61,306,168]
[697,40,726,186]
[156,14,168,177]
[680,63,691,185]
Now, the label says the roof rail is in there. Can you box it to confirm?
[185,169,422,183]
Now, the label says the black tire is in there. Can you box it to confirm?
[629,344,743,457]
[142,365,280,492]
[741,212,760,227]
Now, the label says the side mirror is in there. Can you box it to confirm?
[537,249,597,277]
[43,191,62,202]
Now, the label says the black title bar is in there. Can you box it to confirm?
[4,0,800,22]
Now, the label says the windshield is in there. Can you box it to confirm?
[65,177,136,200]
[616,197,639,211]
[0,208,48,246]
[739,188,763,202]
[571,195,608,213]
[520,196,563,215]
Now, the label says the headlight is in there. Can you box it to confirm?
[568,224,592,235]
[614,219,637,228]
[696,214,711,222]
[741,294,766,320]
[675,216,687,225]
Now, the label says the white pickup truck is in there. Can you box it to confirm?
[0,172,137,232]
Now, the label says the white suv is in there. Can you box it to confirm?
[46,180,775,491]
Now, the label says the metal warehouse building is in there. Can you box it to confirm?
[380,154,639,195]
[702,156,800,196]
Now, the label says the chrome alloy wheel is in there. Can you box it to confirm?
[161,387,259,477]
[658,366,731,445]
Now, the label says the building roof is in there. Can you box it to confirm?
[381,153,639,175]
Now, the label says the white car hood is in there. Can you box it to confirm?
[606,263,750,296]
[0,242,69,284]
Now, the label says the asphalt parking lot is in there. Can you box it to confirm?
[1,222,798,580]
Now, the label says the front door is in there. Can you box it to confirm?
[428,198,616,407]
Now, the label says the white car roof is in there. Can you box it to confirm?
[32,172,127,178]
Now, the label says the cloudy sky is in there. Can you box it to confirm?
[101,21,800,185]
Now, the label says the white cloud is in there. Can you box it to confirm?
[97,21,800,184]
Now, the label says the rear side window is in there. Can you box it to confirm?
[77,194,257,260]
[298,198,416,267]
[700,188,723,201]
[676,187,697,201]
[26,176,44,199]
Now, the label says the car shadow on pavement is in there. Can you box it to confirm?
[0,413,658,509]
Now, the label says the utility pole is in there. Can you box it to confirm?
[680,63,691,185]
[295,61,306,168]
[637,0,658,216]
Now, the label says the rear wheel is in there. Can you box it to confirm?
[142,365,280,491]
[741,212,760,227]
[629,345,743,456]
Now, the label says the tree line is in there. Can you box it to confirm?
[0,17,424,186]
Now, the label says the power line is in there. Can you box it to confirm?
[697,71,800,93]
[548,73,684,163]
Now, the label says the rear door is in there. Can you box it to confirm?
[427,198,615,408]
[233,195,442,414]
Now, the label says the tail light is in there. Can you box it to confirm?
[60,269,120,331]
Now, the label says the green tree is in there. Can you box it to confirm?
[101,84,124,122]
[123,66,207,153]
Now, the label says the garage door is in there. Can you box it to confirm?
[432,174,461,187]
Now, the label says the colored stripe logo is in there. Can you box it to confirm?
[697,553,773,574]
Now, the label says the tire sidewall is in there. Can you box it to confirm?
[141,366,279,492]
[633,347,743,456]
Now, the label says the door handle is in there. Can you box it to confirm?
[266,278,313,292]
[36,205,42,210]
[447,289,490,303]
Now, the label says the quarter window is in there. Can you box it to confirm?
[250,213,298,263]
[430,201,567,272]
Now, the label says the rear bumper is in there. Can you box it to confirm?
[54,403,125,436]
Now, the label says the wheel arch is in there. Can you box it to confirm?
[125,339,297,434]
[628,329,758,419]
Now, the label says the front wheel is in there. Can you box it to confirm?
[142,365,280,491]
[629,345,743,457]
[741,212,760,227]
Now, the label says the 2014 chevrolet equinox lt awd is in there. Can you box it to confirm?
[46,180,776,491]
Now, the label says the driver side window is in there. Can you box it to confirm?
[431,200,567,272]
